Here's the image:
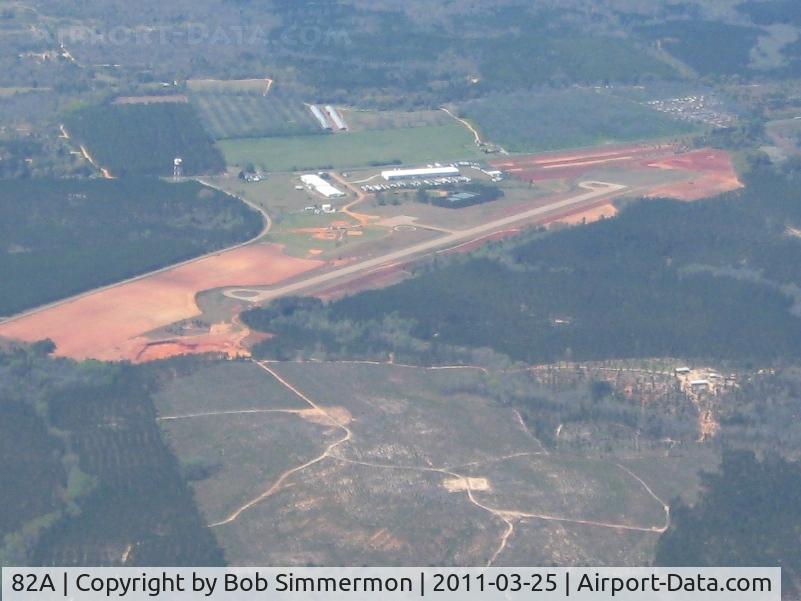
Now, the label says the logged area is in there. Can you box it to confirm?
[0,178,262,317]
[154,360,680,566]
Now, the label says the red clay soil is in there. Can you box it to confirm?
[491,144,673,182]
[643,148,743,200]
[0,243,322,362]
[132,323,271,363]
[549,202,618,226]
[315,263,410,301]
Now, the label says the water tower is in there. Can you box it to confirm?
[173,157,183,179]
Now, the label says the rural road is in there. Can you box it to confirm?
[224,180,627,303]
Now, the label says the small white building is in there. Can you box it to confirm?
[300,174,345,199]
[382,166,460,181]
[690,379,710,391]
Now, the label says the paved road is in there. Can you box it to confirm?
[224,181,627,303]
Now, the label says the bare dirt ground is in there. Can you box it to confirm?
[643,149,743,200]
[0,243,321,361]
[549,201,619,227]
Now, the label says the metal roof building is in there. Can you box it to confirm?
[300,174,345,198]
[324,105,348,130]
[309,105,332,130]
[381,166,460,180]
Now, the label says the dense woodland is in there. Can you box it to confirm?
[0,347,224,566]
[0,178,262,316]
[656,450,801,596]
[63,103,225,177]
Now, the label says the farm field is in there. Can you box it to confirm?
[339,108,451,131]
[186,78,273,94]
[154,360,696,566]
[192,91,322,139]
[218,124,483,172]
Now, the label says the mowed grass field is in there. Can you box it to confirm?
[217,124,483,172]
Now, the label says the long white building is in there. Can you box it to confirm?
[308,105,332,130]
[381,166,460,181]
[300,174,345,198]
[324,105,348,130]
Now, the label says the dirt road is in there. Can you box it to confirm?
[224,181,627,303]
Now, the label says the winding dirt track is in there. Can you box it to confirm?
[208,361,353,528]
[440,106,485,146]
[207,360,671,566]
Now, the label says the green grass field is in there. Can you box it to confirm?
[217,124,483,172]
[457,88,696,153]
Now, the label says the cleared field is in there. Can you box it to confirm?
[500,519,656,566]
[154,361,305,416]
[644,149,743,200]
[218,124,483,172]
[267,224,390,259]
[339,107,451,131]
[192,92,321,139]
[187,78,272,94]
[156,361,681,566]
[165,412,337,526]
[0,243,322,362]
